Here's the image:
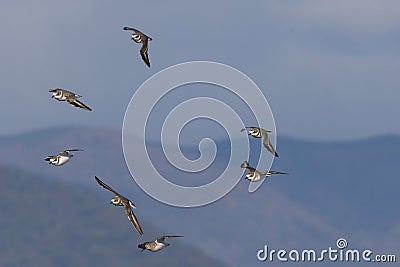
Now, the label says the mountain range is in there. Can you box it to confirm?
[0,126,398,266]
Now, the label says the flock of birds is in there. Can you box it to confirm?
[240,126,287,182]
[43,26,287,254]
[44,26,181,253]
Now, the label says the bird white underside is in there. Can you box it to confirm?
[54,94,67,101]
[53,156,70,165]
[246,173,265,182]
[153,241,165,251]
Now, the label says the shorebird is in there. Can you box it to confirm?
[240,161,287,182]
[123,26,152,67]
[94,176,143,235]
[241,126,279,157]
[49,88,92,111]
[44,149,83,166]
[138,236,183,252]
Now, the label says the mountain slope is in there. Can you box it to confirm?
[0,127,399,266]
[0,166,226,267]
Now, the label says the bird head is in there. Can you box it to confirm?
[249,129,257,134]
[240,161,249,168]
[138,243,146,251]
[110,197,121,206]
[49,89,56,98]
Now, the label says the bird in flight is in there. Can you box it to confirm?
[49,88,92,111]
[123,26,152,67]
[138,235,183,252]
[241,126,279,157]
[241,161,287,182]
[44,149,83,166]
[94,176,143,235]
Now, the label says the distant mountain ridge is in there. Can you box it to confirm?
[0,126,398,266]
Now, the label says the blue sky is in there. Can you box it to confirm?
[1,0,399,141]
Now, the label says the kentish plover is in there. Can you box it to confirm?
[94,176,143,235]
[241,160,287,182]
[123,26,152,67]
[138,236,183,252]
[44,149,83,166]
[241,126,279,157]
[49,88,92,111]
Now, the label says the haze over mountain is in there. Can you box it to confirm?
[0,126,398,266]
[0,166,227,267]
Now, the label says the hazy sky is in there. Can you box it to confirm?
[1,0,399,141]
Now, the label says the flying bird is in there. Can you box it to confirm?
[94,176,143,235]
[123,26,152,67]
[44,149,83,166]
[138,236,183,252]
[240,161,287,182]
[49,88,92,111]
[241,126,279,157]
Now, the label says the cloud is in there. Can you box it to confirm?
[0,0,399,140]
[268,0,400,34]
